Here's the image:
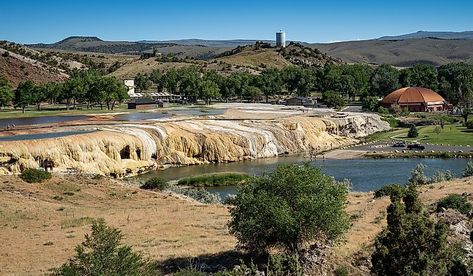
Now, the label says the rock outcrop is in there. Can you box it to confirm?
[0,114,389,176]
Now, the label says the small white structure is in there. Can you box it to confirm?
[276,30,286,48]
[124,79,135,96]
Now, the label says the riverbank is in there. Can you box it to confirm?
[1,174,471,274]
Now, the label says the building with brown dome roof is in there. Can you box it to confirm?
[380,87,448,112]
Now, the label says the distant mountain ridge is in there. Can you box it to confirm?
[378,31,473,40]
[27,31,473,66]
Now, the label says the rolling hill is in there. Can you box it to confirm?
[0,42,69,87]
[312,38,473,66]
[378,30,473,40]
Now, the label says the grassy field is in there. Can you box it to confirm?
[366,124,473,146]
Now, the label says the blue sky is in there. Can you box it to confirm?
[1,0,472,44]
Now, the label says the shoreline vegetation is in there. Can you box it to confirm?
[177,172,250,187]
[364,151,473,159]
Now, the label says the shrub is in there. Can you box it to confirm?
[429,170,454,183]
[177,173,250,187]
[170,186,221,204]
[437,194,472,215]
[463,161,473,177]
[378,106,390,115]
[374,184,404,199]
[371,185,467,275]
[465,120,473,129]
[334,266,349,276]
[407,164,428,185]
[407,125,418,138]
[229,163,349,254]
[140,177,169,191]
[20,168,52,183]
[54,219,154,275]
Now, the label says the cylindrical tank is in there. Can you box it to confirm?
[276,31,286,48]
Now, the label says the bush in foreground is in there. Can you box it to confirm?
[437,194,472,215]
[372,185,467,275]
[229,163,349,255]
[140,177,169,191]
[54,219,154,275]
[177,173,250,187]
[20,168,52,183]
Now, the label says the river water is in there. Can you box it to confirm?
[0,115,87,129]
[137,155,471,198]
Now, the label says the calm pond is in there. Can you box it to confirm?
[138,156,471,199]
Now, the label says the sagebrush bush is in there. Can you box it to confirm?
[140,177,169,191]
[374,184,404,199]
[437,194,472,215]
[429,170,454,183]
[463,161,473,177]
[20,168,52,183]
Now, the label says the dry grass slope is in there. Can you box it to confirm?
[0,174,471,274]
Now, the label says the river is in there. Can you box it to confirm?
[137,155,471,198]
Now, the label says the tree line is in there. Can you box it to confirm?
[1,62,472,116]
[134,62,473,114]
[0,70,128,112]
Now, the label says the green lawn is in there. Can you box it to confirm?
[368,124,473,146]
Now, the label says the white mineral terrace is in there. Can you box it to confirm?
[0,104,390,176]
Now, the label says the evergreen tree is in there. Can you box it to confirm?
[371,185,467,275]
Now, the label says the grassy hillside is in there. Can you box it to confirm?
[313,38,473,66]
[0,174,471,274]
[0,44,68,87]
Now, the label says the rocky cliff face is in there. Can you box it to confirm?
[0,114,389,176]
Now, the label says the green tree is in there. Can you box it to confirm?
[97,76,129,110]
[179,66,201,102]
[14,80,36,112]
[162,68,179,94]
[259,68,283,102]
[134,73,151,93]
[199,79,220,104]
[229,163,349,255]
[438,63,473,123]
[370,64,400,97]
[0,76,13,109]
[362,96,379,111]
[244,86,262,102]
[149,69,163,91]
[407,124,419,138]
[410,64,438,90]
[55,219,154,276]
[322,90,346,109]
[371,185,467,275]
